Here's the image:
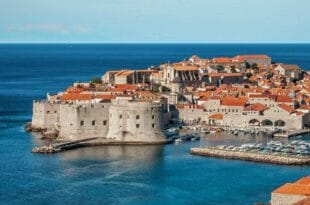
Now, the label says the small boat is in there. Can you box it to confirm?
[175,138,182,143]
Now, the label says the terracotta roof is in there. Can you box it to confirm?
[114,84,140,91]
[244,103,269,112]
[208,113,224,120]
[95,94,115,100]
[298,105,310,110]
[172,64,199,71]
[278,104,294,113]
[276,95,293,103]
[210,96,221,100]
[273,183,310,196]
[198,95,211,101]
[212,57,233,64]
[221,96,247,107]
[60,93,93,101]
[296,177,310,186]
[208,72,243,77]
[66,86,84,94]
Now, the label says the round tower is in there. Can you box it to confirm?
[106,97,166,143]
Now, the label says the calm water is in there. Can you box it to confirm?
[1,43,310,205]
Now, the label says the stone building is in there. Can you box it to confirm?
[206,73,244,86]
[236,55,272,66]
[176,95,310,130]
[31,96,168,143]
[106,97,165,142]
[102,69,155,85]
[32,101,60,130]
[275,64,302,80]
[58,102,111,140]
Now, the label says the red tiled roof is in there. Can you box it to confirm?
[278,104,294,113]
[221,96,247,107]
[273,176,310,201]
[244,103,269,112]
[276,95,293,103]
[296,177,310,186]
[208,113,224,120]
[95,94,115,100]
[208,72,243,77]
[273,183,310,196]
[60,93,93,101]
[213,57,233,63]
[172,64,199,71]
[66,86,84,94]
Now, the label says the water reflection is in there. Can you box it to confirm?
[60,145,164,162]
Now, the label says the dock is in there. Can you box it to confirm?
[190,147,310,166]
[32,137,99,153]
[32,138,172,154]
[273,129,310,138]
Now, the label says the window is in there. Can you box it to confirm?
[152,115,155,119]
[46,111,50,114]
[136,124,140,128]
[103,120,107,125]
[92,120,96,126]
[152,123,155,128]
[54,111,57,113]
[119,115,122,119]
[80,121,84,126]
[136,115,140,119]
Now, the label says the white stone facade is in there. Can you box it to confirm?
[32,97,166,142]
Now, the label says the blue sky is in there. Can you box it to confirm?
[0,0,309,43]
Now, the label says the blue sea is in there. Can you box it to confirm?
[1,43,310,205]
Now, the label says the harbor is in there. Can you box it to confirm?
[191,140,310,165]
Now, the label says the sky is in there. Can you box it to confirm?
[0,0,310,43]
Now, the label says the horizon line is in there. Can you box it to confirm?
[1,40,310,44]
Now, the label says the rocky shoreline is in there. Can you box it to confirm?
[190,147,310,166]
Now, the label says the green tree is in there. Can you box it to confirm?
[245,72,253,79]
[216,65,225,72]
[251,63,258,70]
[90,77,102,84]
[266,72,273,80]
[231,66,237,73]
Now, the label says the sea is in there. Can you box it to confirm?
[0,43,310,205]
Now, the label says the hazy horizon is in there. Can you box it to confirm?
[1,0,310,43]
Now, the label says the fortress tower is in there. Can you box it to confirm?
[106,97,166,143]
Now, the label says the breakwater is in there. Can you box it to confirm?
[190,147,310,166]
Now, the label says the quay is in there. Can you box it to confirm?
[273,129,310,138]
[32,138,172,154]
[190,147,310,166]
